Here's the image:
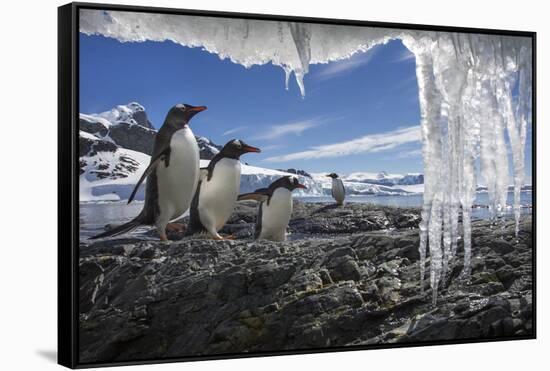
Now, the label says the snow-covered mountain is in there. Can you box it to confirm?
[343,171,424,186]
[93,102,155,129]
[310,173,423,197]
[80,102,222,158]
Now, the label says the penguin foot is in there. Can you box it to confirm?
[159,233,169,242]
[210,233,235,240]
[166,223,185,232]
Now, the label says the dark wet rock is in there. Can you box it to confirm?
[79,211,533,363]
[108,122,156,155]
[288,202,420,235]
[79,135,118,157]
[80,117,110,137]
[170,201,421,241]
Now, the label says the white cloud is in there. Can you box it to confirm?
[222,126,248,136]
[392,49,416,63]
[252,120,319,140]
[264,125,421,162]
[315,48,378,81]
[396,148,423,158]
[260,144,284,151]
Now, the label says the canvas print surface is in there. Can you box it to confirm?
[77,8,534,364]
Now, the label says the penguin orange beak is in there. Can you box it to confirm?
[189,106,207,112]
[243,145,261,153]
[296,183,307,189]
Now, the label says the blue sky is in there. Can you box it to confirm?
[79,34,532,180]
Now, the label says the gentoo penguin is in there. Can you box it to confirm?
[327,173,345,206]
[91,103,207,241]
[186,139,261,240]
[238,176,306,242]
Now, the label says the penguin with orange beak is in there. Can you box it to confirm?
[91,103,207,241]
[186,139,261,239]
[238,176,306,241]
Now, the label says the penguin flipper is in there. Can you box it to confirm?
[237,189,269,202]
[128,147,171,204]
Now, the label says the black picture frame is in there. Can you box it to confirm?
[58,2,537,368]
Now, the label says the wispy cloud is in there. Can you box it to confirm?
[264,125,421,162]
[222,126,248,136]
[396,148,423,158]
[261,144,284,151]
[252,119,320,140]
[392,49,416,63]
[315,48,378,81]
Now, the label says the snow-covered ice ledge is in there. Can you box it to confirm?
[80,10,532,303]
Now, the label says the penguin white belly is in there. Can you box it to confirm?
[156,127,200,220]
[332,178,345,204]
[198,158,241,232]
[259,188,293,241]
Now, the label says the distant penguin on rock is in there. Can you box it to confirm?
[90,103,207,241]
[238,176,306,242]
[327,173,345,206]
[186,139,261,240]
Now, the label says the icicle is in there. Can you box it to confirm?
[283,65,292,91]
[402,35,443,299]
[293,69,306,97]
[429,195,443,305]
[289,22,312,97]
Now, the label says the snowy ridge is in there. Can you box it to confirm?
[93,102,154,129]
[80,113,114,129]
[311,172,423,196]
[340,171,424,186]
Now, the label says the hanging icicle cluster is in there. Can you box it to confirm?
[403,33,531,304]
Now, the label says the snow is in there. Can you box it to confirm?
[80,147,151,202]
[240,163,291,176]
[79,130,99,140]
[311,172,422,196]
[202,160,323,196]
[82,102,150,128]
[96,102,144,124]
[196,136,220,155]
[345,171,404,182]
[80,113,113,128]
[80,11,532,302]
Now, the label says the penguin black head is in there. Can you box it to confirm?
[273,176,307,191]
[221,139,261,159]
[326,173,339,179]
[165,103,207,128]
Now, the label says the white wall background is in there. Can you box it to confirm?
[0,0,546,369]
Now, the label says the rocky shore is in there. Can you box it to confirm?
[79,201,533,363]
